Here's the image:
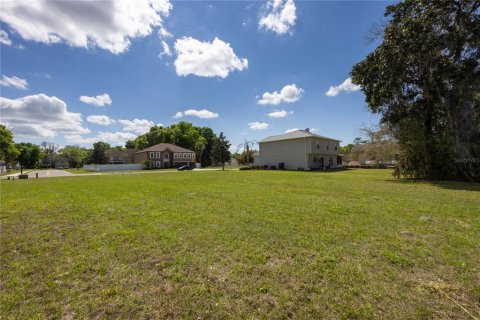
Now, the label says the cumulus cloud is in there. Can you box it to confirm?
[259,0,297,35]
[79,93,112,106]
[86,115,116,126]
[0,94,90,138]
[258,84,303,105]
[0,0,172,54]
[64,135,98,144]
[267,109,293,118]
[0,30,12,46]
[249,122,270,131]
[98,131,137,144]
[173,109,219,119]
[118,118,154,134]
[325,77,361,97]
[174,37,248,78]
[65,131,137,145]
[0,75,28,90]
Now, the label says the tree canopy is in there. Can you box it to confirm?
[16,142,42,168]
[89,142,111,164]
[0,125,20,163]
[60,145,88,168]
[352,0,480,181]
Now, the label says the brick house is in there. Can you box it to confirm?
[135,143,196,168]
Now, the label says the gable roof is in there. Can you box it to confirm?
[136,143,195,153]
[259,130,341,143]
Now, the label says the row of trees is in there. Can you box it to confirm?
[1,122,232,169]
[351,0,480,181]
[0,125,117,168]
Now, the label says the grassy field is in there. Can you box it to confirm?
[1,169,479,319]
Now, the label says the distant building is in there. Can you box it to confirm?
[42,155,70,169]
[256,130,342,170]
[107,149,135,164]
[135,143,196,168]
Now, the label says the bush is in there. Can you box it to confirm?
[143,160,154,170]
[239,166,251,170]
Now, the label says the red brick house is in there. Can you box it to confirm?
[135,143,196,168]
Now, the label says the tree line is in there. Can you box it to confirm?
[0,122,231,169]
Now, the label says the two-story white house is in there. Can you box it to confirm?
[255,130,342,170]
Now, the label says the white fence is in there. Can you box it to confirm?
[83,163,143,172]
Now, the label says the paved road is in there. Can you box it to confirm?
[2,167,234,179]
[4,169,74,179]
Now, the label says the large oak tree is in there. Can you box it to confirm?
[352,0,480,181]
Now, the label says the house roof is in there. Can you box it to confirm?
[136,143,195,153]
[259,130,341,143]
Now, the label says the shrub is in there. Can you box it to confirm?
[143,160,154,170]
[239,166,251,170]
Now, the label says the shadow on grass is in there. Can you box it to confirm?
[387,177,480,192]
[254,168,353,174]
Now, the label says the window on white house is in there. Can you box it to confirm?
[156,152,160,158]
[149,152,154,159]
[335,145,338,151]
[183,153,187,158]
[317,143,320,150]
[156,161,161,168]
[174,153,178,159]
[187,153,191,159]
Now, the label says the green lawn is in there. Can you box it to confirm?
[1,169,479,319]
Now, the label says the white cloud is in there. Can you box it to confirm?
[160,40,172,56]
[0,30,12,46]
[0,0,172,54]
[159,26,172,39]
[86,115,116,126]
[325,77,361,97]
[0,75,28,90]
[65,131,137,146]
[173,112,183,119]
[173,109,219,119]
[258,84,303,105]
[267,109,292,118]
[310,128,319,132]
[64,135,98,144]
[259,0,297,35]
[118,118,154,134]
[79,93,112,106]
[249,122,270,131]
[174,37,248,78]
[0,94,90,138]
[98,131,137,144]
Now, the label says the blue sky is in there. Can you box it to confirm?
[0,0,390,150]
